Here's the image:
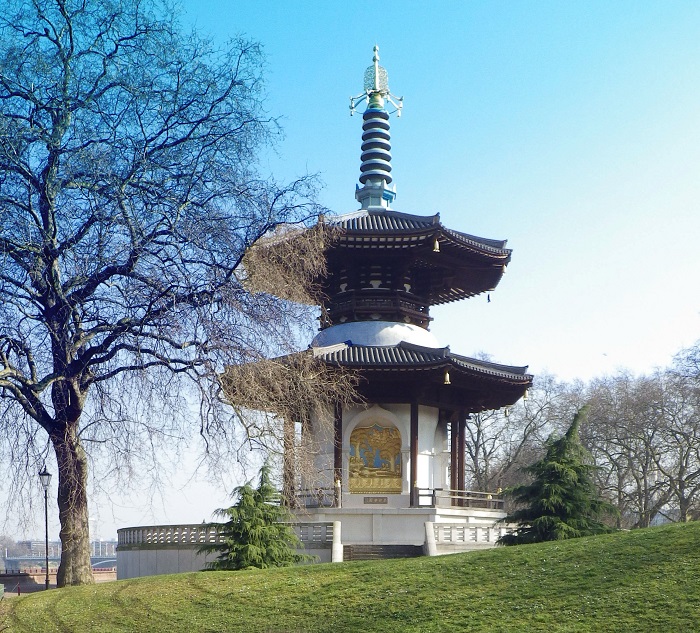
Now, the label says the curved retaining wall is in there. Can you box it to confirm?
[117,522,337,579]
[117,524,222,580]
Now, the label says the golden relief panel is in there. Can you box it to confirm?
[349,423,402,494]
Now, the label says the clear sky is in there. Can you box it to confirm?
[174,0,700,384]
[8,0,700,542]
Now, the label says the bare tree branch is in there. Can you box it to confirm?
[0,0,345,587]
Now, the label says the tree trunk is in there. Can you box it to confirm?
[51,426,94,587]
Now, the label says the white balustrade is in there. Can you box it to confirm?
[117,524,224,548]
[294,522,334,545]
[432,522,513,550]
[118,522,335,549]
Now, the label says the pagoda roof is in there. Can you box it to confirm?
[315,340,528,379]
[313,341,532,411]
[328,209,511,258]
[321,210,512,307]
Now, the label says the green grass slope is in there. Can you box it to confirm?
[2,522,699,632]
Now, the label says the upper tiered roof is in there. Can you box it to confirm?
[322,208,511,316]
[314,48,514,330]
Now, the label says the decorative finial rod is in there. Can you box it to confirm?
[372,44,380,92]
[349,45,403,116]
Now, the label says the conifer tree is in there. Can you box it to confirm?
[199,462,310,570]
[498,407,617,545]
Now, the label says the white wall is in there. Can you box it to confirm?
[117,546,218,580]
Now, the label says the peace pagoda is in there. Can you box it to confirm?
[290,46,533,560]
[116,48,533,577]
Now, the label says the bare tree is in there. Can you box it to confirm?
[584,374,669,528]
[580,370,700,528]
[464,374,574,492]
[462,342,700,528]
[0,0,335,586]
[672,340,700,380]
[653,371,700,522]
[220,347,359,507]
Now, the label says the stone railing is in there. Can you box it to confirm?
[117,524,223,548]
[294,522,334,547]
[294,488,336,508]
[417,488,505,510]
[294,487,504,510]
[433,523,511,549]
[117,521,341,579]
[117,522,334,550]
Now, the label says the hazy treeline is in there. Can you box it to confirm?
[464,342,700,529]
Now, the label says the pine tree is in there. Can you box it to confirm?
[498,407,617,545]
[199,462,310,570]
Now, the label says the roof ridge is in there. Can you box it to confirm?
[442,226,509,251]
[397,341,450,357]
[370,209,439,223]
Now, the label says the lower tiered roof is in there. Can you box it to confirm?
[313,341,532,412]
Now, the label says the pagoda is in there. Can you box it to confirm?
[293,47,532,558]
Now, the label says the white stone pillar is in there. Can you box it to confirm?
[424,521,437,557]
[331,521,343,563]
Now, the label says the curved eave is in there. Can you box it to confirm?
[315,341,532,385]
[315,341,531,411]
[328,210,511,263]
[428,275,504,306]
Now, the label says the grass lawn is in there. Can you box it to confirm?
[2,521,699,632]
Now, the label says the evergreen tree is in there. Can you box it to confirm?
[199,462,310,570]
[498,407,617,545]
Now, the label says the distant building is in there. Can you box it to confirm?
[91,540,117,557]
[12,539,116,559]
[16,540,62,558]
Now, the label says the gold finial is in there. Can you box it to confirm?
[350,46,401,116]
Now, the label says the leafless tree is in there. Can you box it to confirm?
[654,370,700,522]
[584,373,670,528]
[672,340,700,380]
[220,347,359,506]
[464,373,574,492]
[464,342,700,527]
[0,0,341,586]
[583,368,700,527]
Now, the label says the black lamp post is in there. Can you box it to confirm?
[38,466,52,590]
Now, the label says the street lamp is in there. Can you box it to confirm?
[38,466,52,590]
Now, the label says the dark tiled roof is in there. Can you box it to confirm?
[328,210,510,256]
[332,210,439,232]
[442,227,508,252]
[316,341,531,383]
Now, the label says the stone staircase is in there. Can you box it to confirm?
[343,544,424,561]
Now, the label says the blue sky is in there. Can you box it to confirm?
[107,0,698,536]
[178,0,700,383]
[12,0,700,540]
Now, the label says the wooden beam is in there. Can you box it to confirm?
[410,400,419,507]
[458,410,466,494]
[282,415,296,508]
[333,403,342,484]
[450,417,459,490]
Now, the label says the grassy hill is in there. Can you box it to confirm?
[2,522,699,632]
